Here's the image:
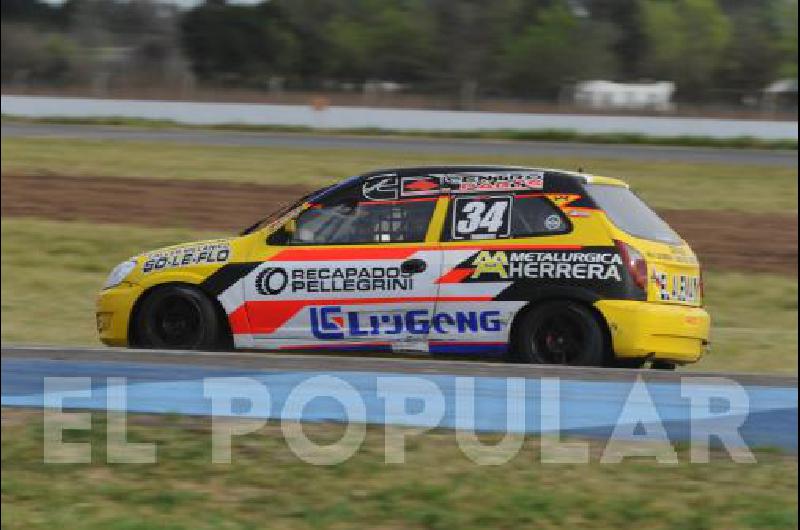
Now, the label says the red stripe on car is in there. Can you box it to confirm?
[278,342,392,350]
[442,244,582,251]
[430,341,508,346]
[227,305,252,334]
[269,246,422,261]
[359,197,438,205]
[435,268,475,284]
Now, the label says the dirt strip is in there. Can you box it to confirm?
[2,173,796,275]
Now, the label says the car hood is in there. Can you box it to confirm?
[137,237,236,274]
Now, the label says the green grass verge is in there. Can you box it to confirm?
[699,272,798,374]
[2,408,797,530]
[1,219,224,346]
[2,218,796,373]
[2,137,797,213]
[4,115,798,150]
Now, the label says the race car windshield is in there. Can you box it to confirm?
[587,184,681,244]
[240,188,327,235]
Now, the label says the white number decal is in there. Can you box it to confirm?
[456,201,486,234]
[480,201,509,233]
[452,196,512,239]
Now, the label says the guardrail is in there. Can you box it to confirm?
[3,95,797,140]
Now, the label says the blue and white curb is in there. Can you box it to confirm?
[2,358,796,451]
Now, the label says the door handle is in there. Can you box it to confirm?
[401,258,427,274]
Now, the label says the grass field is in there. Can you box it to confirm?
[2,135,796,529]
[2,136,797,370]
[2,218,796,373]
[1,219,222,346]
[2,137,797,213]
[2,408,797,530]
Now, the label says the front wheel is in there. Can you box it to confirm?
[511,301,608,366]
[133,285,225,350]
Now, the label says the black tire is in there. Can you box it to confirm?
[134,284,224,350]
[511,301,608,366]
[612,357,648,369]
[651,361,677,370]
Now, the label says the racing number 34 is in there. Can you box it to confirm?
[452,196,512,240]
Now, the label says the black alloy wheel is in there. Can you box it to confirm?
[512,301,607,367]
[134,284,224,350]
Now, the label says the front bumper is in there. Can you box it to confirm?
[95,283,143,347]
[594,300,710,364]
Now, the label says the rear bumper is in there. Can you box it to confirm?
[95,283,142,347]
[594,300,710,364]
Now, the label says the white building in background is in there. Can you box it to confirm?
[573,80,675,112]
[763,78,798,113]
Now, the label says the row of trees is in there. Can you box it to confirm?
[2,0,190,92]
[2,0,797,103]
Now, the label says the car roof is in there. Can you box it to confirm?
[361,165,562,178]
[359,165,629,187]
[308,165,630,206]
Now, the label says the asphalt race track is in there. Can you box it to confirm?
[2,121,797,167]
[2,346,797,452]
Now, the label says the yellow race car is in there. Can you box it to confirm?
[97,166,709,368]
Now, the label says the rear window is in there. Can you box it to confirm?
[586,184,681,244]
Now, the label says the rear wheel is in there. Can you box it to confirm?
[612,357,648,369]
[512,301,608,366]
[651,361,677,370]
[134,285,224,350]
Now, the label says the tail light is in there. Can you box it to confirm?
[614,240,648,290]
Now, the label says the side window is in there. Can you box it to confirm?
[510,196,571,236]
[290,199,436,245]
[442,194,570,241]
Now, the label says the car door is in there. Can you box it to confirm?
[431,179,574,356]
[243,177,444,352]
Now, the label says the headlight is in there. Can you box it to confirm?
[103,260,137,289]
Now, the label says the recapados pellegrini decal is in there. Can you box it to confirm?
[362,172,545,201]
[256,265,414,295]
